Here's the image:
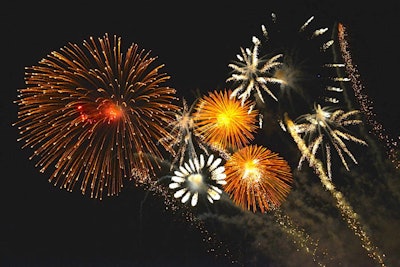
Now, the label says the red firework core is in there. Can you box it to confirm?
[77,101,123,124]
[103,103,123,121]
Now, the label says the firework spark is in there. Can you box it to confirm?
[273,209,331,267]
[158,97,199,168]
[259,13,347,107]
[13,33,179,199]
[223,145,293,213]
[337,22,400,169]
[284,113,387,266]
[293,103,367,179]
[193,89,259,151]
[226,36,285,106]
[138,176,236,265]
[168,153,227,206]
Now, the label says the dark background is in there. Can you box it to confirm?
[1,1,400,266]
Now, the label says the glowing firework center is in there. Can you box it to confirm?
[168,154,227,206]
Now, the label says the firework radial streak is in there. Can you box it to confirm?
[294,103,367,179]
[13,33,179,199]
[168,153,227,206]
[223,145,293,213]
[284,113,387,267]
[193,89,259,151]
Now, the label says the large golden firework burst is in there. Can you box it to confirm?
[14,33,179,199]
[224,145,293,213]
[193,89,258,151]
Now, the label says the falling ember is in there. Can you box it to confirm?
[138,179,237,265]
[223,145,293,213]
[284,113,387,267]
[337,22,400,169]
[13,33,179,199]
[273,209,331,267]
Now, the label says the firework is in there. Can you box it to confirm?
[158,98,198,168]
[13,33,179,199]
[226,36,285,106]
[273,209,330,267]
[193,89,259,151]
[168,153,227,206]
[293,103,367,179]
[223,145,293,213]
[337,22,400,169]
[259,13,348,108]
[284,113,387,266]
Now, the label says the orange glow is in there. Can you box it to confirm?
[193,89,258,150]
[224,145,293,213]
[103,103,123,121]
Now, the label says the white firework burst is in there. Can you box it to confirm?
[294,103,368,179]
[261,13,347,106]
[158,98,199,169]
[227,36,286,106]
[168,153,227,206]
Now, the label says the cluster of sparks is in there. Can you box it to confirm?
[293,103,367,179]
[13,33,179,199]
[273,209,331,267]
[12,12,394,267]
[158,98,199,168]
[193,89,259,151]
[285,114,387,266]
[224,145,293,213]
[225,13,389,266]
[227,36,285,105]
[337,23,400,169]
[168,153,226,206]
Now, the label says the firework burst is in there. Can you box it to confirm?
[168,153,227,206]
[223,145,293,213]
[293,103,367,179]
[13,33,179,199]
[255,13,347,109]
[284,113,387,266]
[158,97,199,168]
[193,89,259,151]
[226,36,285,106]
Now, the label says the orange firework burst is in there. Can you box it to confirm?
[13,33,179,199]
[193,89,258,151]
[224,145,293,213]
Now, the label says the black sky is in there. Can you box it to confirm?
[2,1,400,266]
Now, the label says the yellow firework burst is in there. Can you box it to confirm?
[193,89,258,151]
[223,145,293,213]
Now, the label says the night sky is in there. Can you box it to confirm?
[2,1,400,266]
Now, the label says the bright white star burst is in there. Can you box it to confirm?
[168,154,227,206]
[294,103,367,179]
[227,36,286,106]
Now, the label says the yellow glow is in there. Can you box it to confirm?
[188,173,203,189]
[243,160,261,182]
[193,89,258,150]
[217,112,233,127]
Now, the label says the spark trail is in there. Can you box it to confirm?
[273,208,330,267]
[337,23,400,169]
[284,113,387,267]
